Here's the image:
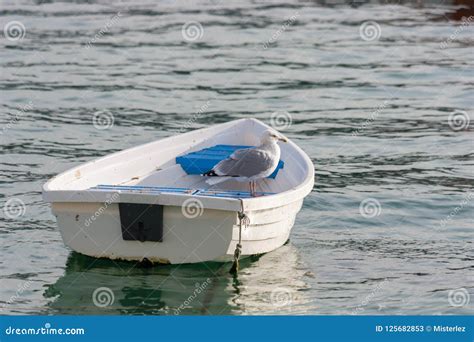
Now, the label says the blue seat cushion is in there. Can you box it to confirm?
[176,145,284,179]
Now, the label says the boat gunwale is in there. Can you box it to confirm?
[42,118,314,212]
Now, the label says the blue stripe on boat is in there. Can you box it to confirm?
[93,185,195,194]
[90,185,273,198]
[176,144,284,178]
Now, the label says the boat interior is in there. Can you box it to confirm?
[47,120,310,198]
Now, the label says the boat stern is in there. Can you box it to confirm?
[50,201,238,264]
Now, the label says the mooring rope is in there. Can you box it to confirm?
[229,200,250,275]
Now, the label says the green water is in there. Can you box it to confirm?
[0,0,472,315]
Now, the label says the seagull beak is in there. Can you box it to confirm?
[278,136,288,143]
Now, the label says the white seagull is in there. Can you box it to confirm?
[203,130,288,196]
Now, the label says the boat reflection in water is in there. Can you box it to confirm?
[44,244,314,315]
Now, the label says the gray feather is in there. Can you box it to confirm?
[213,148,275,178]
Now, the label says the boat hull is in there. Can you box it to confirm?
[51,199,303,264]
[43,118,314,264]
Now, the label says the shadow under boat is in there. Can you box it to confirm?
[43,243,313,315]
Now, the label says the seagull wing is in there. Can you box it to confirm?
[212,147,275,178]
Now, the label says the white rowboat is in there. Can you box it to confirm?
[42,118,314,264]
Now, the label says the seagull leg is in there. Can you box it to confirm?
[251,181,264,197]
[250,181,261,197]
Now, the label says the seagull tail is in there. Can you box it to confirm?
[205,177,232,185]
